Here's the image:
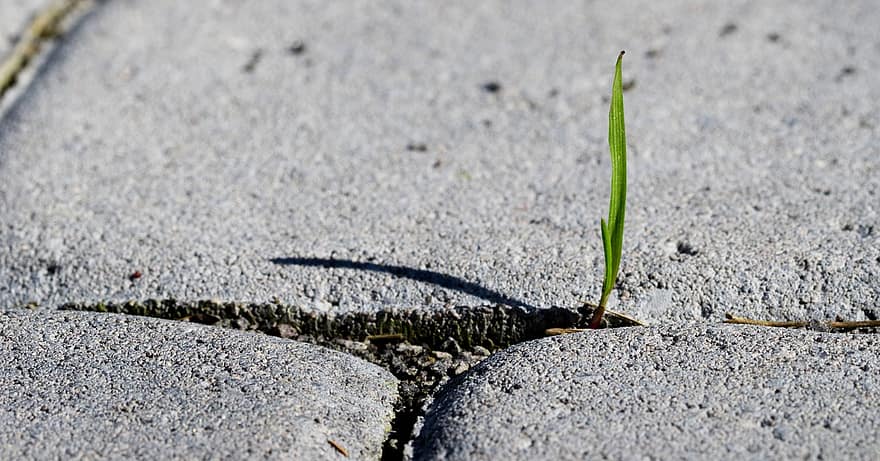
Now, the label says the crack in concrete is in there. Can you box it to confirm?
[59,299,641,460]
[59,299,636,350]
[0,0,91,100]
[0,3,644,455]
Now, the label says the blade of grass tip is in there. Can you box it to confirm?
[590,50,626,329]
[608,50,627,284]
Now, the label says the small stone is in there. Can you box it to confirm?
[472,346,491,356]
[273,323,297,338]
[395,343,424,356]
[772,425,794,442]
[432,351,453,361]
[334,338,369,353]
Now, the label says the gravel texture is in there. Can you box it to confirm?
[0,309,398,460]
[0,1,878,322]
[413,323,880,460]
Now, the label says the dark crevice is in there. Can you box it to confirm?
[676,241,699,256]
[287,40,306,55]
[242,48,263,73]
[59,299,637,460]
[481,81,502,93]
[719,22,737,37]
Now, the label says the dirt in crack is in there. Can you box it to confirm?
[60,300,638,460]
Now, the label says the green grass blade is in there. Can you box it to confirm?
[602,50,627,305]
[600,218,614,304]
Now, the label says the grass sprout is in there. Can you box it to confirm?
[589,51,627,329]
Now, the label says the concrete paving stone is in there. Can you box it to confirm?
[0,0,47,59]
[412,323,880,460]
[0,309,398,460]
[0,0,878,322]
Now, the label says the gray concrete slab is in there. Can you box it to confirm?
[0,309,397,460]
[0,0,878,322]
[413,324,880,460]
[0,1,45,58]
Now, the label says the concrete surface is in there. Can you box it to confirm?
[0,1,45,59]
[0,309,398,460]
[413,323,880,460]
[0,0,878,322]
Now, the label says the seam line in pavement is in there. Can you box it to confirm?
[0,0,91,101]
[58,299,608,460]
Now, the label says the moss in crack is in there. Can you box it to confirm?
[60,299,638,460]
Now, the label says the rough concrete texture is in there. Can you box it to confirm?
[0,309,398,460]
[0,1,46,58]
[413,324,880,460]
[0,0,878,322]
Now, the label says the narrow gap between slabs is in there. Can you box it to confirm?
[61,299,640,461]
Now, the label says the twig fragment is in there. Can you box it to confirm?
[327,439,349,457]
[545,327,587,336]
[723,314,807,328]
[724,313,880,331]
[828,320,880,329]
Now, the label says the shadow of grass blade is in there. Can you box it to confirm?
[590,50,627,328]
